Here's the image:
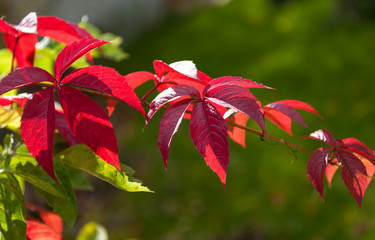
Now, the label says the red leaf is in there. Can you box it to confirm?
[265,102,308,129]
[302,129,336,147]
[147,85,201,122]
[55,109,81,146]
[325,159,339,188]
[158,99,195,169]
[341,138,375,165]
[21,87,56,181]
[307,147,331,201]
[61,66,145,116]
[154,60,199,80]
[0,12,37,67]
[125,71,157,89]
[106,98,118,117]
[337,149,368,207]
[273,100,322,118]
[204,76,272,94]
[0,67,55,95]
[264,108,293,135]
[58,85,120,170]
[3,33,36,67]
[26,220,63,240]
[26,203,63,236]
[54,39,108,82]
[205,85,266,133]
[227,112,249,148]
[37,16,92,43]
[190,101,229,186]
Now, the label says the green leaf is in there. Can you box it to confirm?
[56,145,152,192]
[0,107,22,133]
[34,157,77,227]
[76,221,108,240]
[0,49,12,78]
[0,174,26,240]
[79,20,129,62]
[65,165,94,191]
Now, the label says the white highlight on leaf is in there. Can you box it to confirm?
[13,12,37,33]
[169,60,199,80]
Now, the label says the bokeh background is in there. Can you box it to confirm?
[2,0,375,239]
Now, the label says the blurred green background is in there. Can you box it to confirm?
[5,0,375,239]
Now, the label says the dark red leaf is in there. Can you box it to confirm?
[205,85,266,133]
[0,67,55,95]
[147,85,201,122]
[337,149,368,207]
[54,38,108,82]
[302,129,336,147]
[341,138,375,165]
[273,100,322,118]
[37,16,93,43]
[55,109,81,146]
[265,102,308,129]
[158,99,195,169]
[58,85,120,170]
[190,101,229,186]
[307,147,331,201]
[61,66,145,116]
[26,220,63,240]
[21,87,56,181]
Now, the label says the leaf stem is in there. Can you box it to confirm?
[10,36,19,72]
[226,121,313,154]
[141,83,160,101]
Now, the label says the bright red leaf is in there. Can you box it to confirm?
[0,12,37,67]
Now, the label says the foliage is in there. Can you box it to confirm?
[0,3,374,239]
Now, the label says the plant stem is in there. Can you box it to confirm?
[141,83,160,101]
[10,37,19,72]
[226,121,313,154]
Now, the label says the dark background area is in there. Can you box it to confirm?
[2,0,375,239]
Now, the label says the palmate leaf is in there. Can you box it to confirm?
[305,129,375,206]
[190,101,229,186]
[56,144,151,192]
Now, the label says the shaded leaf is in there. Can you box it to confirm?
[0,67,55,95]
[58,85,120,170]
[158,99,195,169]
[20,87,56,181]
[307,147,331,201]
